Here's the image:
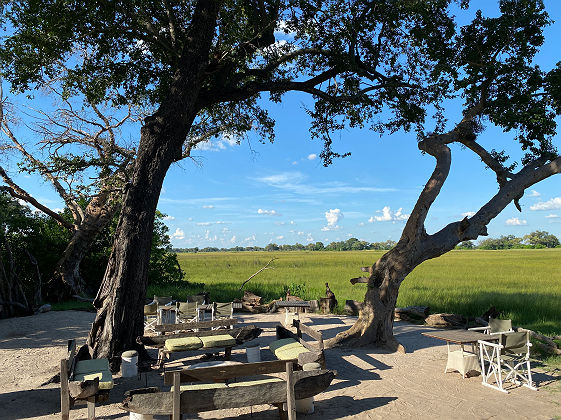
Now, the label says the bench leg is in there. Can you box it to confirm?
[87,396,95,420]
[60,359,70,420]
[275,403,288,420]
[224,347,232,360]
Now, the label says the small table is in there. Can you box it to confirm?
[422,330,498,378]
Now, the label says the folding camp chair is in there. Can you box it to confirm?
[175,301,200,324]
[470,317,514,335]
[478,331,537,393]
[153,295,174,324]
[212,302,234,329]
[144,302,159,333]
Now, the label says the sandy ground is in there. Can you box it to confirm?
[0,311,560,420]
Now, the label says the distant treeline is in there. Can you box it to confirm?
[173,238,396,253]
[174,231,561,253]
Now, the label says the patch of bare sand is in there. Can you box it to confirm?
[0,311,559,419]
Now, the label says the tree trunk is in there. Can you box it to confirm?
[49,190,119,298]
[326,250,408,352]
[87,1,221,367]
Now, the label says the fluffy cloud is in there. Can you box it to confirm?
[276,235,284,240]
[506,217,527,226]
[194,133,239,151]
[528,190,541,197]
[369,206,410,222]
[545,214,560,219]
[230,235,237,243]
[202,205,214,209]
[258,208,281,216]
[163,215,175,221]
[530,197,561,211]
[171,228,185,240]
[196,221,227,226]
[461,211,476,218]
[307,153,317,160]
[321,209,343,231]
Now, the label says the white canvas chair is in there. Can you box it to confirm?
[153,295,174,324]
[175,301,199,324]
[470,317,514,335]
[212,302,234,329]
[144,302,159,333]
[478,331,537,393]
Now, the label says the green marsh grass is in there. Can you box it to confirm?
[161,249,561,336]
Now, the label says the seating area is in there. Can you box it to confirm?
[60,339,113,420]
[478,330,537,393]
[270,319,325,368]
[122,359,336,419]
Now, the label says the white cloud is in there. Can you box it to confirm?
[244,235,256,243]
[194,133,240,151]
[322,209,343,231]
[297,231,305,236]
[461,211,476,218]
[53,208,64,214]
[545,214,560,219]
[530,197,561,211]
[528,190,541,197]
[306,233,314,242]
[230,235,237,243]
[254,171,396,195]
[196,221,227,226]
[290,220,295,225]
[204,230,218,241]
[276,235,284,240]
[163,215,175,221]
[202,205,214,209]
[307,153,317,161]
[506,217,527,226]
[258,209,281,216]
[369,206,410,223]
[172,228,185,240]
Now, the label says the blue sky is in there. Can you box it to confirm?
[2,1,561,248]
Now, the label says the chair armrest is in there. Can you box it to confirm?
[468,326,490,333]
[477,339,503,349]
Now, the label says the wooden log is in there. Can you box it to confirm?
[155,318,237,333]
[122,370,336,416]
[344,300,362,316]
[319,297,336,314]
[425,313,466,328]
[394,306,430,322]
[138,325,262,348]
[164,360,297,384]
[68,378,100,400]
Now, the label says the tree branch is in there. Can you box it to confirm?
[239,258,276,291]
[0,166,75,231]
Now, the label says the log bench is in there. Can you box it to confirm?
[60,339,113,420]
[137,318,262,368]
[121,360,336,420]
[269,319,325,368]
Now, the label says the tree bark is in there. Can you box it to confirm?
[49,189,119,298]
[87,0,221,366]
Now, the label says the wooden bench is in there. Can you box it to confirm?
[137,318,262,368]
[60,339,113,420]
[121,360,336,420]
[269,319,325,368]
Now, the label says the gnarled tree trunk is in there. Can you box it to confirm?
[327,112,561,352]
[49,189,120,298]
[87,1,220,367]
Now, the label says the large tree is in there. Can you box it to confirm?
[324,0,561,350]
[1,0,461,364]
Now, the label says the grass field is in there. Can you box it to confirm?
[149,249,561,336]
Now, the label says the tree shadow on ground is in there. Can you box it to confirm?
[0,387,60,419]
[326,348,391,392]
[307,316,347,325]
